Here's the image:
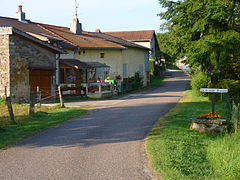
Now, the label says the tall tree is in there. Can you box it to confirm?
[158,0,240,106]
[157,32,175,62]
[158,0,240,71]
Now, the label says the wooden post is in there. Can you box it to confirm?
[37,86,41,111]
[6,97,16,124]
[99,84,102,97]
[211,93,215,116]
[58,85,65,108]
[86,84,88,94]
[29,91,35,116]
[4,86,7,97]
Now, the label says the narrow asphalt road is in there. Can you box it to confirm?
[0,70,190,180]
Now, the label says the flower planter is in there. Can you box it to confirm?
[190,118,227,134]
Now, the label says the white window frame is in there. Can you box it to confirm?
[122,64,128,78]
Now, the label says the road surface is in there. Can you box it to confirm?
[0,70,190,180]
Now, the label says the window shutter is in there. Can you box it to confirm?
[122,64,128,78]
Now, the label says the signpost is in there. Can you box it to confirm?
[200,88,228,115]
[200,88,228,93]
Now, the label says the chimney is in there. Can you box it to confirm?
[95,29,101,33]
[17,5,26,22]
[70,18,82,34]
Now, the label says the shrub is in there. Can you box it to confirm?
[191,70,210,96]
[122,72,143,92]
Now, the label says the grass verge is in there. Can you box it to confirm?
[0,105,88,149]
[146,90,240,180]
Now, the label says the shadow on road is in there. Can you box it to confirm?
[16,71,190,149]
[19,101,179,148]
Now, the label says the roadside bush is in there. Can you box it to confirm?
[191,70,210,96]
[122,72,143,92]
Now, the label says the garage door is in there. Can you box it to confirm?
[30,70,53,97]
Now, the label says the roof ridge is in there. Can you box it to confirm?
[37,24,78,47]
[105,30,155,33]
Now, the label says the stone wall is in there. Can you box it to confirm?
[9,35,56,102]
[0,34,10,97]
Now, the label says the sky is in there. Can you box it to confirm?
[0,0,164,32]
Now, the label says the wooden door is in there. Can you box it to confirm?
[30,70,53,96]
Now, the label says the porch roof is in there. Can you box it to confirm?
[60,59,110,69]
[60,59,92,69]
[84,62,110,68]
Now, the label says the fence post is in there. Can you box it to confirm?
[4,86,7,97]
[29,91,35,116]
[37,86,42,111]
[235,104,239,133]
[86,84,88,94]
[58,85,65,108]
[99,84,102,97]
[6,97,16,124]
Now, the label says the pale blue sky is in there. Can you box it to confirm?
[0,0,163,32]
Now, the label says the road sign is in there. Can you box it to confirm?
[200,88,228,93]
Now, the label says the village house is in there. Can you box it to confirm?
[105,30,159,60]
[0,27,63,102]
[105,30,160,75]
[0,5,151,101]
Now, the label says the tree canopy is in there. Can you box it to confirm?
[158,0,240,71]
[158,0,240,103]
[157,32,175,63]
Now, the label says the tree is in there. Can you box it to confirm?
[159,0,240,94]
[158,0,240,71]
[157,32,176,68]
[158,0,240,129]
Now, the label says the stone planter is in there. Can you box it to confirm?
[190,118,227,134]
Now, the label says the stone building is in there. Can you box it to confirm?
[0,27,62,102]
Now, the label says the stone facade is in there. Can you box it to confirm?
[0,28,57,103]
[0,34,10,97]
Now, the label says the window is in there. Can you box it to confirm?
[100,53,105,58]
[59,68,77,83]
[122,64,128,78]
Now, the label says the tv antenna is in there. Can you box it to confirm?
[74,0,79,18]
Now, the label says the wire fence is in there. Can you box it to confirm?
[222,94,240,133]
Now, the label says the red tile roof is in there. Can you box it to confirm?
[0,16,149,50]
[0,26,63,53]
[104,30,155,42]
[89,31,150,50]
[39,24,127,49]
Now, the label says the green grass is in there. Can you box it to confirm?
[0,106,88,149]
[0,98,5,105]
[146,90,240,180]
